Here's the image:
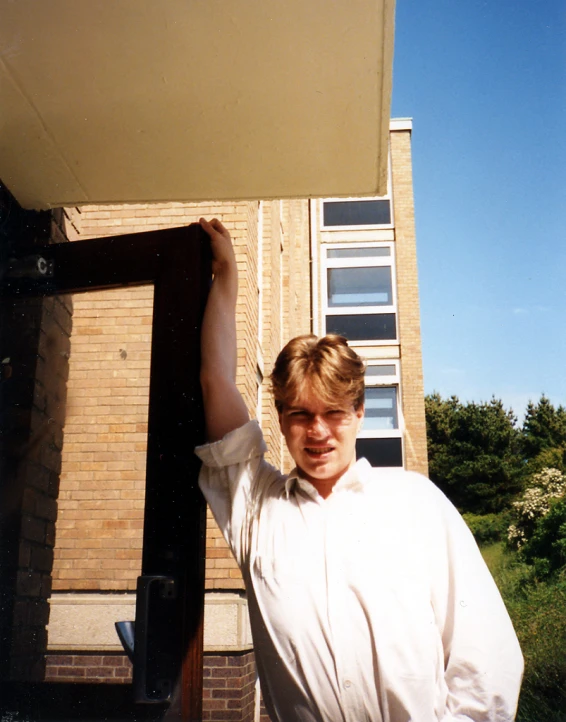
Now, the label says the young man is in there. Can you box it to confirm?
[195,218,523,722]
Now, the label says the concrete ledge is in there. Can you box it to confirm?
[47,592,253,653]
[390,118,413,132]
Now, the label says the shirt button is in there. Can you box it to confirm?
[343,679,352,689]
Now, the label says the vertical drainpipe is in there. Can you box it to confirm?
[257,200,264,351]
[309,199,319,336]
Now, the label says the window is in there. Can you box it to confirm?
[322,199,392,228]
[323,244,397,344]
[328,266,392,306]
[356,437,403,467]
[363,387,398,431]
[356,361,403,467]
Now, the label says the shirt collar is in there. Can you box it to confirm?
[284,457,373,499]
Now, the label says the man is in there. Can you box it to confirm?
[195,218,523,722]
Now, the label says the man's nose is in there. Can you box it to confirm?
[307,415,329,436]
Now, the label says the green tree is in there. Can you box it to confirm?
[521,395,566,472]
[426,393,523,514]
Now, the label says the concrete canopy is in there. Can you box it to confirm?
[0,0,395,210]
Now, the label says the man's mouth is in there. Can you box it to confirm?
[305,446,334,456]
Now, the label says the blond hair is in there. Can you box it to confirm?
[270,335,365,412]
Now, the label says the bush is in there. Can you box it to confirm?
[507,468,566,550]
[482,544,566,722]
[521,498,566,578]
[510,574,566,721]
[463,512,510,544]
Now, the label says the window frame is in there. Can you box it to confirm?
[321,197,394,230]
[319,162,394,231]
[359,360,403,441]
[321,241,398,346]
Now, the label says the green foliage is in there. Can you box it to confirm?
[481,544,566,722]
[462,511,510,544]
[521,395,566,471]
[523,445,566,477]
[521,498,566,578]
[509,574,566,722]
[481,541,534,601]
[507,467,566,558]
[425,393,523,514]
[428,394,566,720]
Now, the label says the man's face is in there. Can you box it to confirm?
[278,388,365,490]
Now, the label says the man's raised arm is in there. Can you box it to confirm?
[199,218,250,442]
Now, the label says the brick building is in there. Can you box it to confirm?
[1,120,426,720]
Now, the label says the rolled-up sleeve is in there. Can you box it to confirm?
[195,420,269,565]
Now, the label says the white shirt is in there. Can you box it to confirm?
[195,420,523,722]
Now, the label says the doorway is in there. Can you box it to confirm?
[0,223,211,720]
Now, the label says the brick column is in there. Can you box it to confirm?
[0,188,72,681]
[203,652,257,722]
[390,129,429,475]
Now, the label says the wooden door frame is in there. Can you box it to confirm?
[2,224,211,720]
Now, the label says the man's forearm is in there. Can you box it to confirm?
[201,265,238,385]
[199,219,249,442]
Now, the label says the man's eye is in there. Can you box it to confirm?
[328,409,346,417]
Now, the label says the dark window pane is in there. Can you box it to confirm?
[356,438,403,467]
[327,247,390,259]
[327,267,392,307]
[323,200,391,226]
[326,313,396,341]
[363,387,398,431]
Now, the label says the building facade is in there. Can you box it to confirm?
[40,120,426,720]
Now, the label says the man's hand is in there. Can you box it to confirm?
[199,217,236,278]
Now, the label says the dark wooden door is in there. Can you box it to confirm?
[1,224,211,720]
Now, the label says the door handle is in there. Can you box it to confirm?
[132,575,178,704]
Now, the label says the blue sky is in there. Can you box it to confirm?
[391,0,566,422]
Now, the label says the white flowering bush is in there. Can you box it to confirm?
[508,468,566,549]
[507,524,526,547]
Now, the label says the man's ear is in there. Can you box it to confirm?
[278,409,284,433]
[356,404,365,432]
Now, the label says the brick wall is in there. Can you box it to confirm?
[390,129,429,475]
[52,286,151,591]
[259,201,284,470]
[54,199,308,594]
[280,199,312,472]
[56,203,248,592]
[203,652,256,722]
[234,202,260,414]
[45,652,131,684]
[0,195,72,681]
[45,650,260,722]
[258,199,312,473]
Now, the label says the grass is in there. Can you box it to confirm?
[481,543,566,722]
